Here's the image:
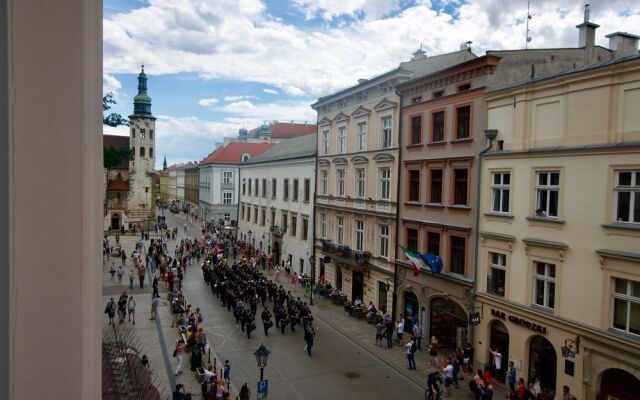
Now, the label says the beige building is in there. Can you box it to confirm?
[476,54,640,400]
[312,48,476,312]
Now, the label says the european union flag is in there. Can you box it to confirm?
[418,252,443,274]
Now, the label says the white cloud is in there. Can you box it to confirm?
[198,97,219,106]
[224,95,244,101]
[103,73,122,96]
[104,0,640,100]
[263,88,279,95]
[222,100,316,122]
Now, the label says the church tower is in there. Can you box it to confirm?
[127,65,156,220]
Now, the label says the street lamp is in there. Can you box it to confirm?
[254,343,270,381]
[309,256,315,305]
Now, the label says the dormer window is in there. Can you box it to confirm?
[457,83,471,92]
[412,96,422,104]
[241,153,251,163]
[433,90,444,98]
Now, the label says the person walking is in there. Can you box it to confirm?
[375,319,384,347]
[507,361,517,394]
[117,265,124,284]
[150,293,159,320]
[104,297,116,325]
[128,269,135,289]
[396,317,404,345]
[406,336,417,370]
[429,336,439,366]
[138,265,146,289]
[152,275,159,298]
[274,264,281,282]
[413,320,423,351]
[223,360,231,388]
[304,322,316,357]
[174,338,187,376]
[127,296,136,324]
[239,383,250,400]
[443,358,454,397]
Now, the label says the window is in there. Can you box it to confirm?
[260,209,266,226]
[270,209,275,228]
[149,129,153,139]
[271,178,277,199]
[322,130,330,155]
[320,170,328,195]
[412,96,422,104]
[281,212,288,232]
[453,169,468,205]
[535,171,560,218]
[149,148,153,158]
[455,105,471,139]
[131,147,135,157]
[429,169,443,203]
[614,171,640,223]
[336,216,344,244]
[246,206,251,222]
[379,168,391,201]
[450,236,466,274]
[248,179,252,196]
[293,179,299,201]
[224,212,229,221]
[426,231,440,256]
[131,128,135,138]
[254,178,258,196]
[140,147,145,157]
[491,172,510,213]
[338,126,347,153]
[223,171,233,184]
[458,83,471,92]
[379,224,389,258]
[284,178,289,200]
[290,215,297,237]
[352,220,364,251]
[613,278,640,336]
[320,213,327,238]
[381,117,392,148]
[254,206,258,224]
[242,179,246,195]
[222,191,232,205]
[240,204,244,220]
[356,169,366,198]
[357,122,367,151]
[488,252,506,297]
[337,169,345,196]
[410,115,422,144]
[139,128,145,139]
[408,170,420,202]
[534,261,555,309]
[302,217,309,241]
[304,179,310,202]
[433,90,444,98]
[431,111,445,142]
[262,179,267,198]
[406,228,418,253]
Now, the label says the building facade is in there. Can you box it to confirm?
[159,170,169,203]
[168,166,177,203]
[238,134,316,273]
[476,55,640,400]
[312,48,476,312]
[176,166,185,206]
[198,141,274,224]
[184,164,199,214]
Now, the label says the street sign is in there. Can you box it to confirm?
[470,312,481,326]
[257,379,268,400]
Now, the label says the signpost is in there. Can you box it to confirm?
[257,379,268,400]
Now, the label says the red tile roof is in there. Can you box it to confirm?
[248,122,316,139]
[200,142,275,165]
[103,134,130,169]
[107,180,130,191]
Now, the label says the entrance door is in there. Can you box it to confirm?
[429,297,468,349]
[404,291,419,334]
[111,214,121,230]
[377,281,388,312]
[272,240,280,265]
[336,266,343,291]
[600,368,640,400]
[529,336,557,398]
[489,320,509,382]
[352,271,364,302]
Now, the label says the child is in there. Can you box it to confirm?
[223,359,231,388]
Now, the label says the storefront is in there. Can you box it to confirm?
[429,297,469,349]
[529,335,557,398]
[403,290,419,334]
[599,369,640,400]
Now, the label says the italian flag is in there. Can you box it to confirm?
[400,246,425,276]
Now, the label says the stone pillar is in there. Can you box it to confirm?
[5,0,102,398]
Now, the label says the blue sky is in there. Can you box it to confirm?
[103,0,639,168]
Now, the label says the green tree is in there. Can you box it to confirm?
[104,146,134,169]
[103,92,131,169]
[103,92,129,127]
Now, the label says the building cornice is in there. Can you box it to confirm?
[485,142,640,159]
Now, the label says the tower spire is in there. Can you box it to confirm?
[132,65,152,116]
[163,155,167,170]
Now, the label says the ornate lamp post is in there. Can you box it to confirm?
[247,230,252,245]
[254,343,270,381]
[309,256,315,305]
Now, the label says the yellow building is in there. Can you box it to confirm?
[476,53,640,399]
[159,170,169,203]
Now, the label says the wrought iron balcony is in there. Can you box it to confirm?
[319,239,370,269]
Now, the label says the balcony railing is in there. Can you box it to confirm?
[106,199,127,209]
[320,239,370,269]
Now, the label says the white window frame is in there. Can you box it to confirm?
[491,172,510,214]
[488,252,506,297]
[356,168,366,198]
[320,212,327,238]
[535,171,560,218]
[381,116,392,149]
[379,224,389,259]
[336,216,344,244]
[222,191,233,205]
[379,168,391,201]
[357,122,367,151]
[533,261,556,310]
[322,129,330,155]
[612,277,640,336]
[223,170,233,184]
[614,170,640,224]
[337,169,345,197]
[338,126,347,154]
[355,220,364,251]
[320,170,328,195]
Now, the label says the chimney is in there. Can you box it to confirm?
[576,4,599,49]
[606,32,640,59]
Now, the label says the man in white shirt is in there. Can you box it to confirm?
[405,336,417,370]
[490,348,503,381]
[443,359,454,396]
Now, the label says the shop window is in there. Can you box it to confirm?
[336,267,343,291]
[378,281,388,313]
[529,336,557,398]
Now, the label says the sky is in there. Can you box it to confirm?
[103,0,640,168]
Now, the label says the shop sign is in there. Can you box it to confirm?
[491,308,547,334]
[470,312,481,326]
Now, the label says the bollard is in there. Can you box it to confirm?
[213,357,217,371]
[208,348,211,364]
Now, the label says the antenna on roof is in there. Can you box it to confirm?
[584,3,590,23]
[525,0,533,49]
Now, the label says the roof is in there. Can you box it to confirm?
[247,122,317,139]
[244,133,316,164]
[103,134,130,169]
[200,141,275,166]
[107,179,129,191]
[487,54,640,94]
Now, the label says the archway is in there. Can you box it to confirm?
[403,290,419,334]
[528,335,557,398]
[489,320,509,382]
[111,213,121,230]
[600,368,640,400]
[429,297,469,348]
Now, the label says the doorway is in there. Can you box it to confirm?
[528,336,557,398]
[489,320,509,382]
[377,281,388,312]
[111,213,121,230]
[272,240,280,265]
[352,271,364,302]
[429,297,468,349]
[600,368,640,400]
[404,290,419,334]
[336,266,343,291]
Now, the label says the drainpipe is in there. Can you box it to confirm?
[470,129,497,345]
[236,165,241,239]
[391,90,404,323]
[310,113,320,305]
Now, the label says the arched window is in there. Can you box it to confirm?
[140,147,145,157]
[131,128,135,138]
[149,147,153,158]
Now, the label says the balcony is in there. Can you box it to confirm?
[106,199,127,210]
[320,239,370,269]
